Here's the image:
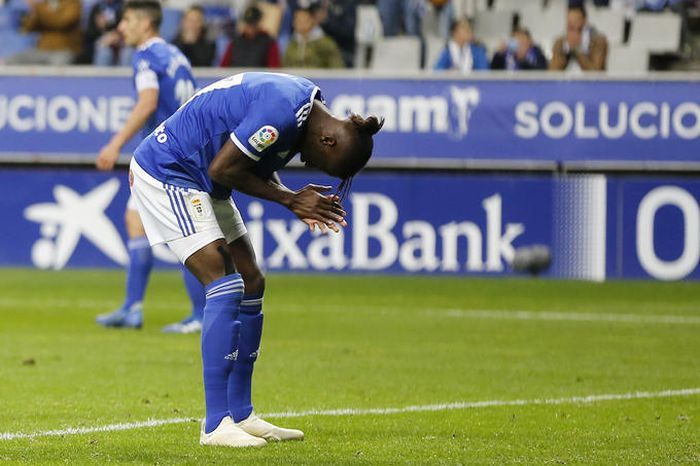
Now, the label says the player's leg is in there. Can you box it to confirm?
[129,159,264,448]
[180,241,264,447]
[228,235,302,441]
[212,199,303,441]
[161,265,205,334]
[96,204,151,328]
[226,234,264,424]
[182,239,240,428]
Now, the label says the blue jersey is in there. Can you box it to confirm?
[131,37,196,138]
[134,72,322,193]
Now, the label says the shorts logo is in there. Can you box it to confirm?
[189,196,209,220]
[248,125,279,152]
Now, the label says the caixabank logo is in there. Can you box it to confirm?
[22,178,176,269]
[23,179,128,269]
[17,176,528,275]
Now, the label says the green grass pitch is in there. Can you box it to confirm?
[0,269,698,464]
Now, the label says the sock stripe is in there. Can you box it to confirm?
[206,283,244,298]
[207,277,244,292]
[206,280,244,296]
[207,290,244,300]
[206,290,244,300]
[240,298,263,306]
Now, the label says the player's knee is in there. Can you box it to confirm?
[244,271,265,295]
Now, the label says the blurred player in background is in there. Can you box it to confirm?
[94,0,204,333]
[129,72,383,447]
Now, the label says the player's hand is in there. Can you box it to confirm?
[96,143,120,171]
[290,184,347,231]
[303,218,342,234]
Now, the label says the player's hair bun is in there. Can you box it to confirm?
[350,114,385,136]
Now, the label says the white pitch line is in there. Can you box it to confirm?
[437,309,700,325]
[2,388,699,441]
[0,297,185,311]
[2,297,698,325]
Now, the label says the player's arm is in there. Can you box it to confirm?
[268,171,339,233]
[209,140,346,229]
[96,88,158,171]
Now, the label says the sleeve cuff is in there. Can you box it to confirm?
[135,69,159,92]
[230,132,260,161]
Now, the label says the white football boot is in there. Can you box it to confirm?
[236,412,304,442]
[199,416,267,448]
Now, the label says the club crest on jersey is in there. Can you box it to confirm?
[189,196,209,220]
[249,125,279,152]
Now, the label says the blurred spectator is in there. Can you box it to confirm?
[424,0,456,40]
[77,0,131,66]
[434,18,489,73]
[606,0,683,11]
[219,4,280,68]
[172,5,215,66]
[283,1,344,68]
[491,28,547,71]
[6,0,81,65]
[317,0,356,67]
[550,5,608,71]
[377,0,425,37]
[376,0,455,39]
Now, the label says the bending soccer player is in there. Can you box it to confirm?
[94,0,205,333]
[129,72,383,447]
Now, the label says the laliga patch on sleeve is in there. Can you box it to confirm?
[248,125,279,152]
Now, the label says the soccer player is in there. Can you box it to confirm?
[94,0,204,333]
[129,71,383,447]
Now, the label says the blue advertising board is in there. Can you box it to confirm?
[1,168,698,280]
[1,72,698,163]
[610,178,700,280]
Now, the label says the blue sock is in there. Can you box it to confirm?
[123,237,153,310]
[181,265,205,321]
[229,291,264,423]
[202,274,244,434]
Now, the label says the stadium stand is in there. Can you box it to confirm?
[370,35,422,70]
[0,0,697,71]
[588,7,626,45]
[425,33,447,68]
[355,4,384,68]
[629,11,682,52]
[606,44,650,71]
[473,9,514,53]
[519,3,566,60]
[492,0,541,13]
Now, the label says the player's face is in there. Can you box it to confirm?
[293,10,315,36]
[118,9,149,47]
[300,147,344,178]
